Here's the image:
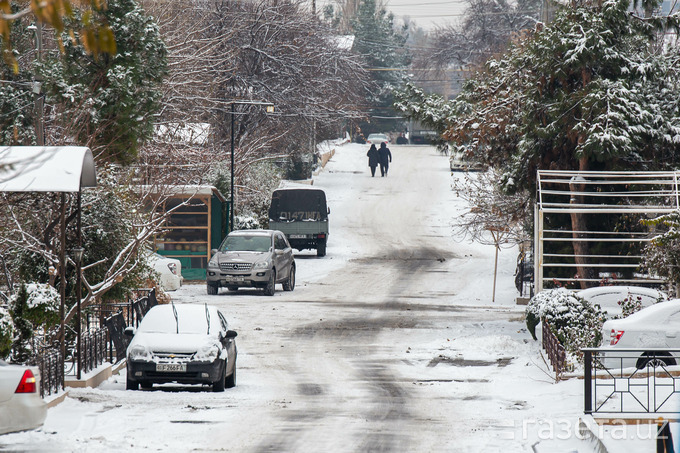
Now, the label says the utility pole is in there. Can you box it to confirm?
[29,22,44,146]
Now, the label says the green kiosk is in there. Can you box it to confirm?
[154,185,228,280]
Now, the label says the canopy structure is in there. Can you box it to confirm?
[0,146,97,192]
[0,146,97,381]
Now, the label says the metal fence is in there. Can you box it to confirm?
[104,312,129,363]
[542,319,566,380]
[33,348,64,399]
[78,327,108,376]
[535,170,677,292]
[583,348,680,415]
[85,288,157,330]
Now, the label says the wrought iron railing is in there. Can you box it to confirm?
[85,288,157,330]
[542,319,566,380]
[104,311,129,363]
[79,327,108,375]
[33,348,64,398]
[583,348,680,415]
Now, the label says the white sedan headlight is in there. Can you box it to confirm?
[253,260,271,270]
[208,259,219,269]
[128,344,150,360]
[195,344,220,361]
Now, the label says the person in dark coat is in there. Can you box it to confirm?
[366,144,379,177]
[378,142,392,177]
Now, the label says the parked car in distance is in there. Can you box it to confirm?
[148,252,183,291]
[599,299,680,370]
[366,133,390,145]
[125,304,237,392]
[410,130,438,144]
[0,361,46,435]
[577,285,667,318]
[268,187,329,257]
[206,229,295,296]
[449,152,484,172]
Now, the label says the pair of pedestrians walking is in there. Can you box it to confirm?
[367,142,392,177]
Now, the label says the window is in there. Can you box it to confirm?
[275,234,287,250]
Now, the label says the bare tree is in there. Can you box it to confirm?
[415,0,541,73]
[452,169,531,247]
[141,0,372,207]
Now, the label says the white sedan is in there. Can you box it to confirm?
[125,304,237,392]
[0,361,46,435]
[366,133,389,145]
[149,253,183,291]
[599,299,680,370]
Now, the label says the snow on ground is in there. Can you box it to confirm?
[0,141,665,452]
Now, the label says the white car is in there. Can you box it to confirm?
[125,304,237,391]
[449,152,484,172]
[366,133,389,145]
[0,361,47,435]
[149,253,183,291]
[577,285,667,318]
[599,299,680,370]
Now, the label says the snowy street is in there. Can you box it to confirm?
[0,143,652,452]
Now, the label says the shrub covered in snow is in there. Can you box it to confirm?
[526,288,605,359]
[8,283,60,362]
[0,306,15,359]
[234,214,261,230]
[9,283,60,329]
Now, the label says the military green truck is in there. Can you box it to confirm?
[268,187,329,257]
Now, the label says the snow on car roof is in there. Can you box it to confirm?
[138,304,223,334]
[578,286,666,299]
[229,229,274,236]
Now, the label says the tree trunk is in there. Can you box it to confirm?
[570,156,594,289]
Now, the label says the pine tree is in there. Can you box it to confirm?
[348,0,411,134]
[38,0,167,164]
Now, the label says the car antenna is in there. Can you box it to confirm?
[171,300,178,334]
[205,303,211,335]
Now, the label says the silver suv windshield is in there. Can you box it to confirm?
[221,235,271,252]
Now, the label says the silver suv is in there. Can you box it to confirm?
[206,229,295,296]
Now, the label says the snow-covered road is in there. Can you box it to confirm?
[0,143,652,452]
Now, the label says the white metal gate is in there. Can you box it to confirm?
[534,170,680,291]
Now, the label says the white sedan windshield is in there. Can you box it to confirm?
[138,305,222,334]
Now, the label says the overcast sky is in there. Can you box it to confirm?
[317,0,468,31]
[383,0,467,30]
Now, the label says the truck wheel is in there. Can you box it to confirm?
[207,282,218,295]
[317,242,326,257]
[283,264,295,291]
[263,270,276,296]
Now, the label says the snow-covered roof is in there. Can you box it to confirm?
[330,35,355,50]
[0,146,97,192]
[142,184,227,202]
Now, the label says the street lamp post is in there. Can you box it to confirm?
[227,101,274,232]
[72,190,84,380]
[230,103,235,232]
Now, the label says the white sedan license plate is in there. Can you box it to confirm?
[156,363,186,372]
[289,234,306,239]
[225,276,245,282]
